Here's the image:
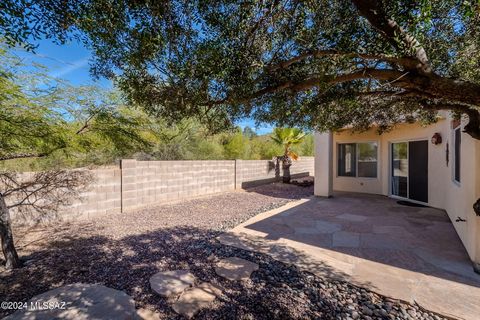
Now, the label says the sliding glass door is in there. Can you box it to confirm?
[391,142,408,198]
[391,141,428,203]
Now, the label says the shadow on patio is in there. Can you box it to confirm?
[2,225,386,320]
[218,192,480,320]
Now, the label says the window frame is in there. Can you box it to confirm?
[337,143,357,177]
[337,141,379,179]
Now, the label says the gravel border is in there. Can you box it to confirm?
[1,181,449,319]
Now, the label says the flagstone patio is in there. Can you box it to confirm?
[219,192,480,320]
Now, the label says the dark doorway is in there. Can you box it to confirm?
[408,140,428,203]
[391,140,428,203]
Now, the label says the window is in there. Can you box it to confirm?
[358,142,378,178]
[338,143,356,176]
[454,126,461,183]
[338,142,378,178]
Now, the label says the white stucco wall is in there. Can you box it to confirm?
[315,112,480,264]
[314,132,333,197]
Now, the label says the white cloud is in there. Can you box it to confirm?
[50,56,89,78]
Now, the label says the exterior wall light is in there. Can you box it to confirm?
[431,132,442,145]
[474,198,480,217]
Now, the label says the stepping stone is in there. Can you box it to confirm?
[215,257,259,281]
[150,270,195,297]
[4,283,136,320]
[172,282,222,318]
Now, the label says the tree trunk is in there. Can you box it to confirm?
[0,193,21,269]
[282,160,292,183]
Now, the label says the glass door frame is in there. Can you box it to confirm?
[388,139,429,205]
[390,141,409,200]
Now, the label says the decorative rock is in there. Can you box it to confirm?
[407,308,417,317]
[4,283,136,320]
[361,306,373,316]
[172,282,222,318]
[149,270,195,297]
[137,308,161,320]
[215,257,259,281]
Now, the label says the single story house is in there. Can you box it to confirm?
[314,111,480,272]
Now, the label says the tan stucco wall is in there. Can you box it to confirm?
[322,113,480,263]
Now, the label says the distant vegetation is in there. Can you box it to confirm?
[136,122,314,163]
[1,118,314,172]
[0,45,313,172]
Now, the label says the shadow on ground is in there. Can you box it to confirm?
[241,192,480,288]
[2,225,403,320]
[244,178,314,200]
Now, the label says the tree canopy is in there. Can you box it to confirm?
[1,0,480,138]
[0,44,312,172]
[0,45,156,169]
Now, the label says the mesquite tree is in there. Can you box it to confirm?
[0,171,92,269]
[1,0,479,135]
[1,1,479,205]
[0,48,152,269]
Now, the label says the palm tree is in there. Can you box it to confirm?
[270,128,306,183]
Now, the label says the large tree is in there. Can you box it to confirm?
[0,47,152,269]
[1,0,479,137]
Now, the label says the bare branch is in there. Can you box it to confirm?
[76,110,98,134]
[0,170,93,223]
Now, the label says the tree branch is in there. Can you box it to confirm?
[205,68,407,106]
[351,0,431,73]
[0,152,50,161]
[267,49,419,71]
[76,111,98,134]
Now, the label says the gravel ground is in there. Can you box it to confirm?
[0,181,449,319]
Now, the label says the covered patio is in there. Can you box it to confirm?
[219,192,480,320]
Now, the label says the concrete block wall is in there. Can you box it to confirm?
[121,159,235,212]
[235,157,315,188]
[69,168,122,219]
[235,159,279,188]
[9,167,121,223]
[290,157,315,176]
[8,157,314,222]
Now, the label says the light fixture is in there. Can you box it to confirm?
[474,198,480,216]
[431,132,442,145]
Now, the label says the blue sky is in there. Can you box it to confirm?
[13,39,273,134]
[14,39,111,88]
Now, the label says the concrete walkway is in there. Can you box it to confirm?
[218,192,480,320]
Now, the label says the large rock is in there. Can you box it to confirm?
[172,282,222,318]
[4,283,137,320]
[149,270,195,297]
[215,257,259,281]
